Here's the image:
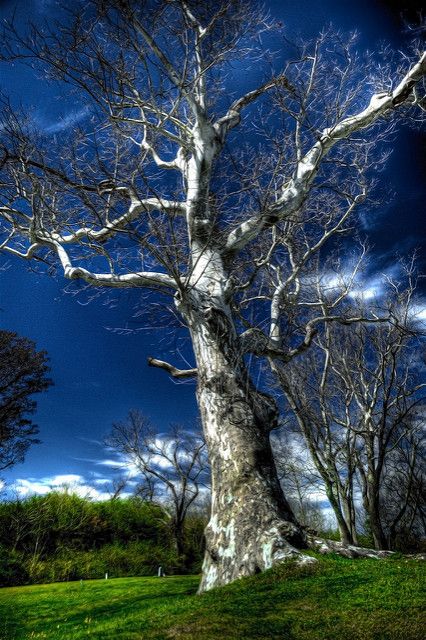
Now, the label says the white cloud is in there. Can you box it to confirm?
[50,474,83,485]
[348,285,381,301]
[13,475,84,497]
[308,259,412,306]
[304,487,328,502]
[301,269,383,303]
[10,473,129,501]
[319,506,338,528]
[99,434,195,475]
[410,303,426,325]
[93,477,112,486]
[96,458,140,478]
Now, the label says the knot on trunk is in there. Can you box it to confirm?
[252,389,279,430]
[392,80,416,106]
[239,328,286,358]
[224,397,254,428]
[204,306,231,340]
[276,521,307,548]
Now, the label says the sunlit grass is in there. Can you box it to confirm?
[0,555,424,640]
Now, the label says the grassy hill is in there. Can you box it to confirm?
[0,554,424,640]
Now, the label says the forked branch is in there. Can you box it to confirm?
[224,52,426,256]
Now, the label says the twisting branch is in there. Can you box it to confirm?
[215,75,296,141]
[48,241,178,290]
[285,314,389,361]
[240,314,389,361]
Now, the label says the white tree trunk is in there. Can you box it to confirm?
[178,284,312,592]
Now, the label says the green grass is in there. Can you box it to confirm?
[0,554,425,640]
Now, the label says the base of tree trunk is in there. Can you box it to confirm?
[197,528,426,594]
[197,518,316,593]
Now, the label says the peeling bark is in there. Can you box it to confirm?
[177,286,312,592]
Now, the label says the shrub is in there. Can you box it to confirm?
[0,546,28,586]
[0,494,197,585]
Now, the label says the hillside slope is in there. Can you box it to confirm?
[0,555,424,640]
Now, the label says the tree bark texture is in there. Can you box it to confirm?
[364,481,388,550]
[178,288,311,592]
[324,487,355,546]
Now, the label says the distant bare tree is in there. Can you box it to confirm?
[273,429,328,533]
[106,410,209,559]
[274,262,426,549]
[380,426,425,550]
[108,476,129,501]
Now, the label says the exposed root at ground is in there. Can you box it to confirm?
[305,534,426,561]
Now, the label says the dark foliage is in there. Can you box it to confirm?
[0,330,52,471]
[0,492,206,586]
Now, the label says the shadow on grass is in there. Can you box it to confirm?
[0,579,198,640]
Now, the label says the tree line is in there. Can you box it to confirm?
[274,263,426,552]
[0,491,205,586]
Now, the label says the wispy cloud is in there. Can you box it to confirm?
[93,477,114,486]
[42,105,91,134]
[319,506,338,528]
[348,278,384,301]
[410,302,426,326]
[311,259,408,304]
[100,434,195,475]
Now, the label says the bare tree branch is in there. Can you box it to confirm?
[147,357,198,378]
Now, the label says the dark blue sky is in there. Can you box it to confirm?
[0,0,424,498]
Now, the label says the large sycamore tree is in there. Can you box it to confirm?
[0,0,424,591]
